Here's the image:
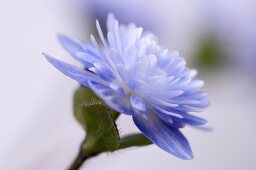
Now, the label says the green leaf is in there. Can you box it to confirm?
[70,86,154,169]
[73,86,120,153]
[119,133,153,149]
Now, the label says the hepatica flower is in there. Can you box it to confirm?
[44,14,208,160]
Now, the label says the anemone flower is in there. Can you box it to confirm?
[44,14,209,160]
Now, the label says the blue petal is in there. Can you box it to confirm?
[174,112,208,126]
[151,104,207,126]
[89,63,115,81]
[152,105,183,119]
[130,95,147,112]
[132,112,193,160]
[57,34,101,67]
[88,81,133,115]
[154,107,207,127]
[57,34,82,57]
[115,65,135,90]
[169,120,185,129]
[96,20,109,48]
[44,53,104,87]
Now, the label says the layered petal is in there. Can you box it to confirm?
[132,112,193,160]
[57,34,82,57]
[44,54,105,87]
[45,14,209,160]
[88,81,133,115]
[58,35,103,67]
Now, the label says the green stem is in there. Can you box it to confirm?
[68,141,97,170]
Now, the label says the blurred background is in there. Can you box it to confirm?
[1,0,256,169]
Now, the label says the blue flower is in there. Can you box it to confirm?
[44,14,209,160]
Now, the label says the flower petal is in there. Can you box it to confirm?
[152,105,183,119]
[151,103,207,126]
[130,95,147,112]
[132,112,193,159]
[58,34,101,67]
[89,63,115,81]
[57,34,82,57]
[44,53,105,87]
[96,20,109,48]
[174,112,208,126]
[88,81,133,115]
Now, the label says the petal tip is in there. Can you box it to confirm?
[56,33,67,42]
[43,53,56,65]
[43,52,51,61]
[180,152,194,160]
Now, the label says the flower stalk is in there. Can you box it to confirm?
[68,140,96,170]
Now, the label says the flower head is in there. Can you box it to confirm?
[44,14,209,160]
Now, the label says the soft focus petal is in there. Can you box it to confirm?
[132,112,193,160]
[89,63,115,81]
[88,81,133,115]
[130,95,147,112]
[44,54,105,87]
[45,14,209,159]
[57,34,82,57]
[58,35,102,67]
[174,112,208,126]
